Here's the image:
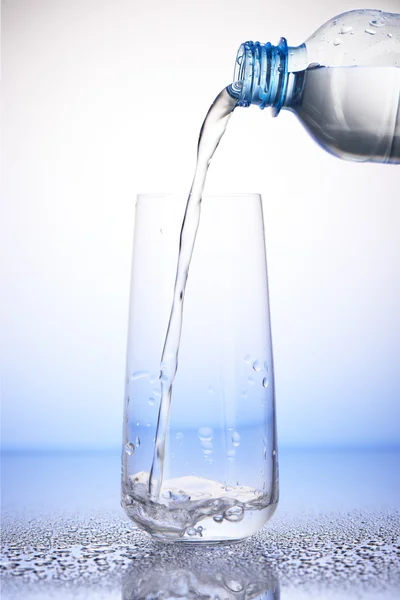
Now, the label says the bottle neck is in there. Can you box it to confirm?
[229,38,306,115]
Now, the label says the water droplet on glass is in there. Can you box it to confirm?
[340,25,353,34]
[131,370,149,381]
[262,377,269,388]
[201,440,213,454]
[198,426,213,441]
[135,436,140,447]
[124,442,135,455]
[252,359,263,372]
[175,432,184,443]
[244,354,252,364]
[227,449,236,459]
[247,377,255,385]
[149,374,156,384]
[213,514,224,523]
[224,506,244,522]
[148,397,155,406]
[365,29,376,35]
[231,431,241,447]
[387,32,393,38]
[333,38,341,46]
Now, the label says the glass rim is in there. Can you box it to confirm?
[137,192,262,201]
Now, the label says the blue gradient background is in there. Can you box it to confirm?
[1,0,400,451]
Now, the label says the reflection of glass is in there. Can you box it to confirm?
[122,546,280,600]
[121,194,278,542]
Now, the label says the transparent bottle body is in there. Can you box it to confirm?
[234,9,400,163]
[121,194,278,543]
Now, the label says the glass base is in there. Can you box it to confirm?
[122,474,277,545]
[150,503,277,543]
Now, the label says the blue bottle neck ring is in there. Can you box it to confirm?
[228,38,291,116]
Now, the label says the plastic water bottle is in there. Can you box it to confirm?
[230,9,400,163]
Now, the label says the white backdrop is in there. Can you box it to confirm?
[1,0,400,449]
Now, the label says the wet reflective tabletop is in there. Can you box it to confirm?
[1,449,399,599]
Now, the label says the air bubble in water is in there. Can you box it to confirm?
[186,527,197,536]
[213,514,224,523]
[125,442,135,455]
[225,579,244,593]
[231,431,241,447]
[252,359,263,372]
[365,28,376,35]
[224,505,244,522]
[262,377,269,388]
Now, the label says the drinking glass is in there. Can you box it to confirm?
[121,193,278,543]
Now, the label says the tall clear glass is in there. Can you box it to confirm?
[121,193,278,543]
